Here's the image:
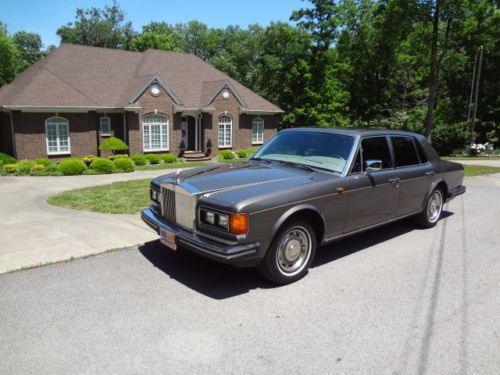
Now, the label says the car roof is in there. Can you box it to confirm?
[282,127,423,138]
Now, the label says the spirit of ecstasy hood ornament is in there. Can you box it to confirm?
[176,168,182,183]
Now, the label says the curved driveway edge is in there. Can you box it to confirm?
[0,170,172,274]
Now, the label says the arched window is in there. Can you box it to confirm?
[45,116,70,155]
[143,114,168,151]
[218,115,232,147]
[252,117,264,144]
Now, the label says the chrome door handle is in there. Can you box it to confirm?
[389,177,400,184]
[426,171,435,176]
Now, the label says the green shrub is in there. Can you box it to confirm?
[235,149,247,158]
[32,164,45,172]
[89,157,117,174]
[0,160,3,169]
[33,158,52,167]
[98,137,129,154]
[44,164,60,173]
[17,159,34,167]
[113,157,135,172]
[108,154,129,161]
[130,154,147,166]
[246,147,258,156]
[4,164,17,174]
[30,164,61,176]
[0,153,16,165]
[82,169,104,175]
[217,150,234,160]
[59,158,87,176]
[145,154,160,165]
[160,154,178,163]
[15,164,32,175]
[82,155,96,164]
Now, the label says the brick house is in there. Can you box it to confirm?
[0,44,283,160]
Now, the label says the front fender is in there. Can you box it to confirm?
[270,203,326,244]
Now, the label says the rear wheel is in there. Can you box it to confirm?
[414,188,443,228]
[258,220,316,285]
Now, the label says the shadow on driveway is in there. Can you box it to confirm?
[139,211,453,299]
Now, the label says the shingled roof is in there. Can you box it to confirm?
[0,44,283,113]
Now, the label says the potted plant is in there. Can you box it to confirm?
[179,139,186,157]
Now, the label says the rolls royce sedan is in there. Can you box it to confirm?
[141,128,466,284]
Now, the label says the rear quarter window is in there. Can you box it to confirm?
[391,136,421,167]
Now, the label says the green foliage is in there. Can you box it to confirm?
[3,164,17,174]
[82,155,96,164]
[12,31,43,72]
[15,164,32,175]
[33,158,52,167]
[98,136,129,153]
[0,153,16,165]
[113,157,135,172]
[0,32,19,85]
[43,164,60,173]
[89,157,117,174]
[82,169,104,175]
[59,158,88,176]
[144,154,160,164]
[107,154,129,160]
[130,154,147,166]
[160,154,178,163]
[235,149,247,158]
[0,160,3,169]
[17,159,34,167]
[56,1,134,49]
[217,150,234,160]
[432,121,471,156]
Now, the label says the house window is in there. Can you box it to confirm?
[100,116,111,135]
[143,114,168,151]
[218,115,232,147]
[45,117,70,155]
[252,118,264,144]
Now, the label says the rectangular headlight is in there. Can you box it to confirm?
[151,189,159,202]
[216,214,229,230]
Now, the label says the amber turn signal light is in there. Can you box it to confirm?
[229,213,248,235]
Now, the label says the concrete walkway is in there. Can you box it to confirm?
[0,170,171,274]
[453,159,500,167]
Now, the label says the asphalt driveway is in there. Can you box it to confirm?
[1,173,499,374]
[0,171,166,273]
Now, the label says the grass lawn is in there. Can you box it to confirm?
[48,164,500,214]
[47,179,152,214]
[463,165,500,177]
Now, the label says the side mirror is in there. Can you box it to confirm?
[365,159,383,172]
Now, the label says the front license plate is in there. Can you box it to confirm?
[160,228,177,251]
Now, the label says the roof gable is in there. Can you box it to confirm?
[203,80,246,107]
[129,74,182,104]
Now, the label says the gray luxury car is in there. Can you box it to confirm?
[141,128,465,284]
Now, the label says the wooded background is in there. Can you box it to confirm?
[1,0,498,155]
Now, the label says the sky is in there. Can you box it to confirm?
[0,0,306,48]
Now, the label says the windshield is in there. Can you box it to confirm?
[252,130,355,173]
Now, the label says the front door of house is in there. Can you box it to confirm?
[187,116,196,150]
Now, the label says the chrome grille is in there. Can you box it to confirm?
[161,185,176,223]
[160,183,197,230]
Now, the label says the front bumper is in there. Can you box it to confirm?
[447,185,466,200]
[141,208,260,264]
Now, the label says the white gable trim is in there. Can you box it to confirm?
[129,74,182,105]
[206,80,246,107]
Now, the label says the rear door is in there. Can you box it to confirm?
[390,136,434,216]
[344,136,400,232]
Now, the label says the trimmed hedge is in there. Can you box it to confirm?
[4,164,17,174]
[108,154,129,161]
[160,154,178,163]
[130,154,147,166]
[82,169,104,175]
[145,154,160,165]
[17,159,34,167]
[98,136,129,153]
[59,158,88,176]
[217,150,234,160]
[235,149,247,158]
[113,157,135,172]
[33,158,52,167]
[0,153,16,165]
[89,157,117,174]
[0,160,3,169]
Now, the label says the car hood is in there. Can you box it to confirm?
[153,161,338,209]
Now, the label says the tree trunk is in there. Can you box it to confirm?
[425,0,440,143]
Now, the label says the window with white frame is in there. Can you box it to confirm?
[143,114,168,151]
[45,117,70,155]
[252,118,264,144]
[100,116,111,135]
[218,115,232,147]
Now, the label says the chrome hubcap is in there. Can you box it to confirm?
[276,226,311,276]
[427,190,443,223]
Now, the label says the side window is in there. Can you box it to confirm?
[361,137,392,169]
[391,136,420,167]
[414,138,428,163]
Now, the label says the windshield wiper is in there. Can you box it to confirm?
[275,160,315,172]
[251,157,272,164]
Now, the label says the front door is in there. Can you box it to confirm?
[186,116,196,150]
[344,136,400,232]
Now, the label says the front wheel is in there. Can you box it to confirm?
[414,188,444,228]
[258,221,316,285]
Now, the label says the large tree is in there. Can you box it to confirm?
[57,1,134,49]
[12,31,43,72]
[0,24,19,86]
